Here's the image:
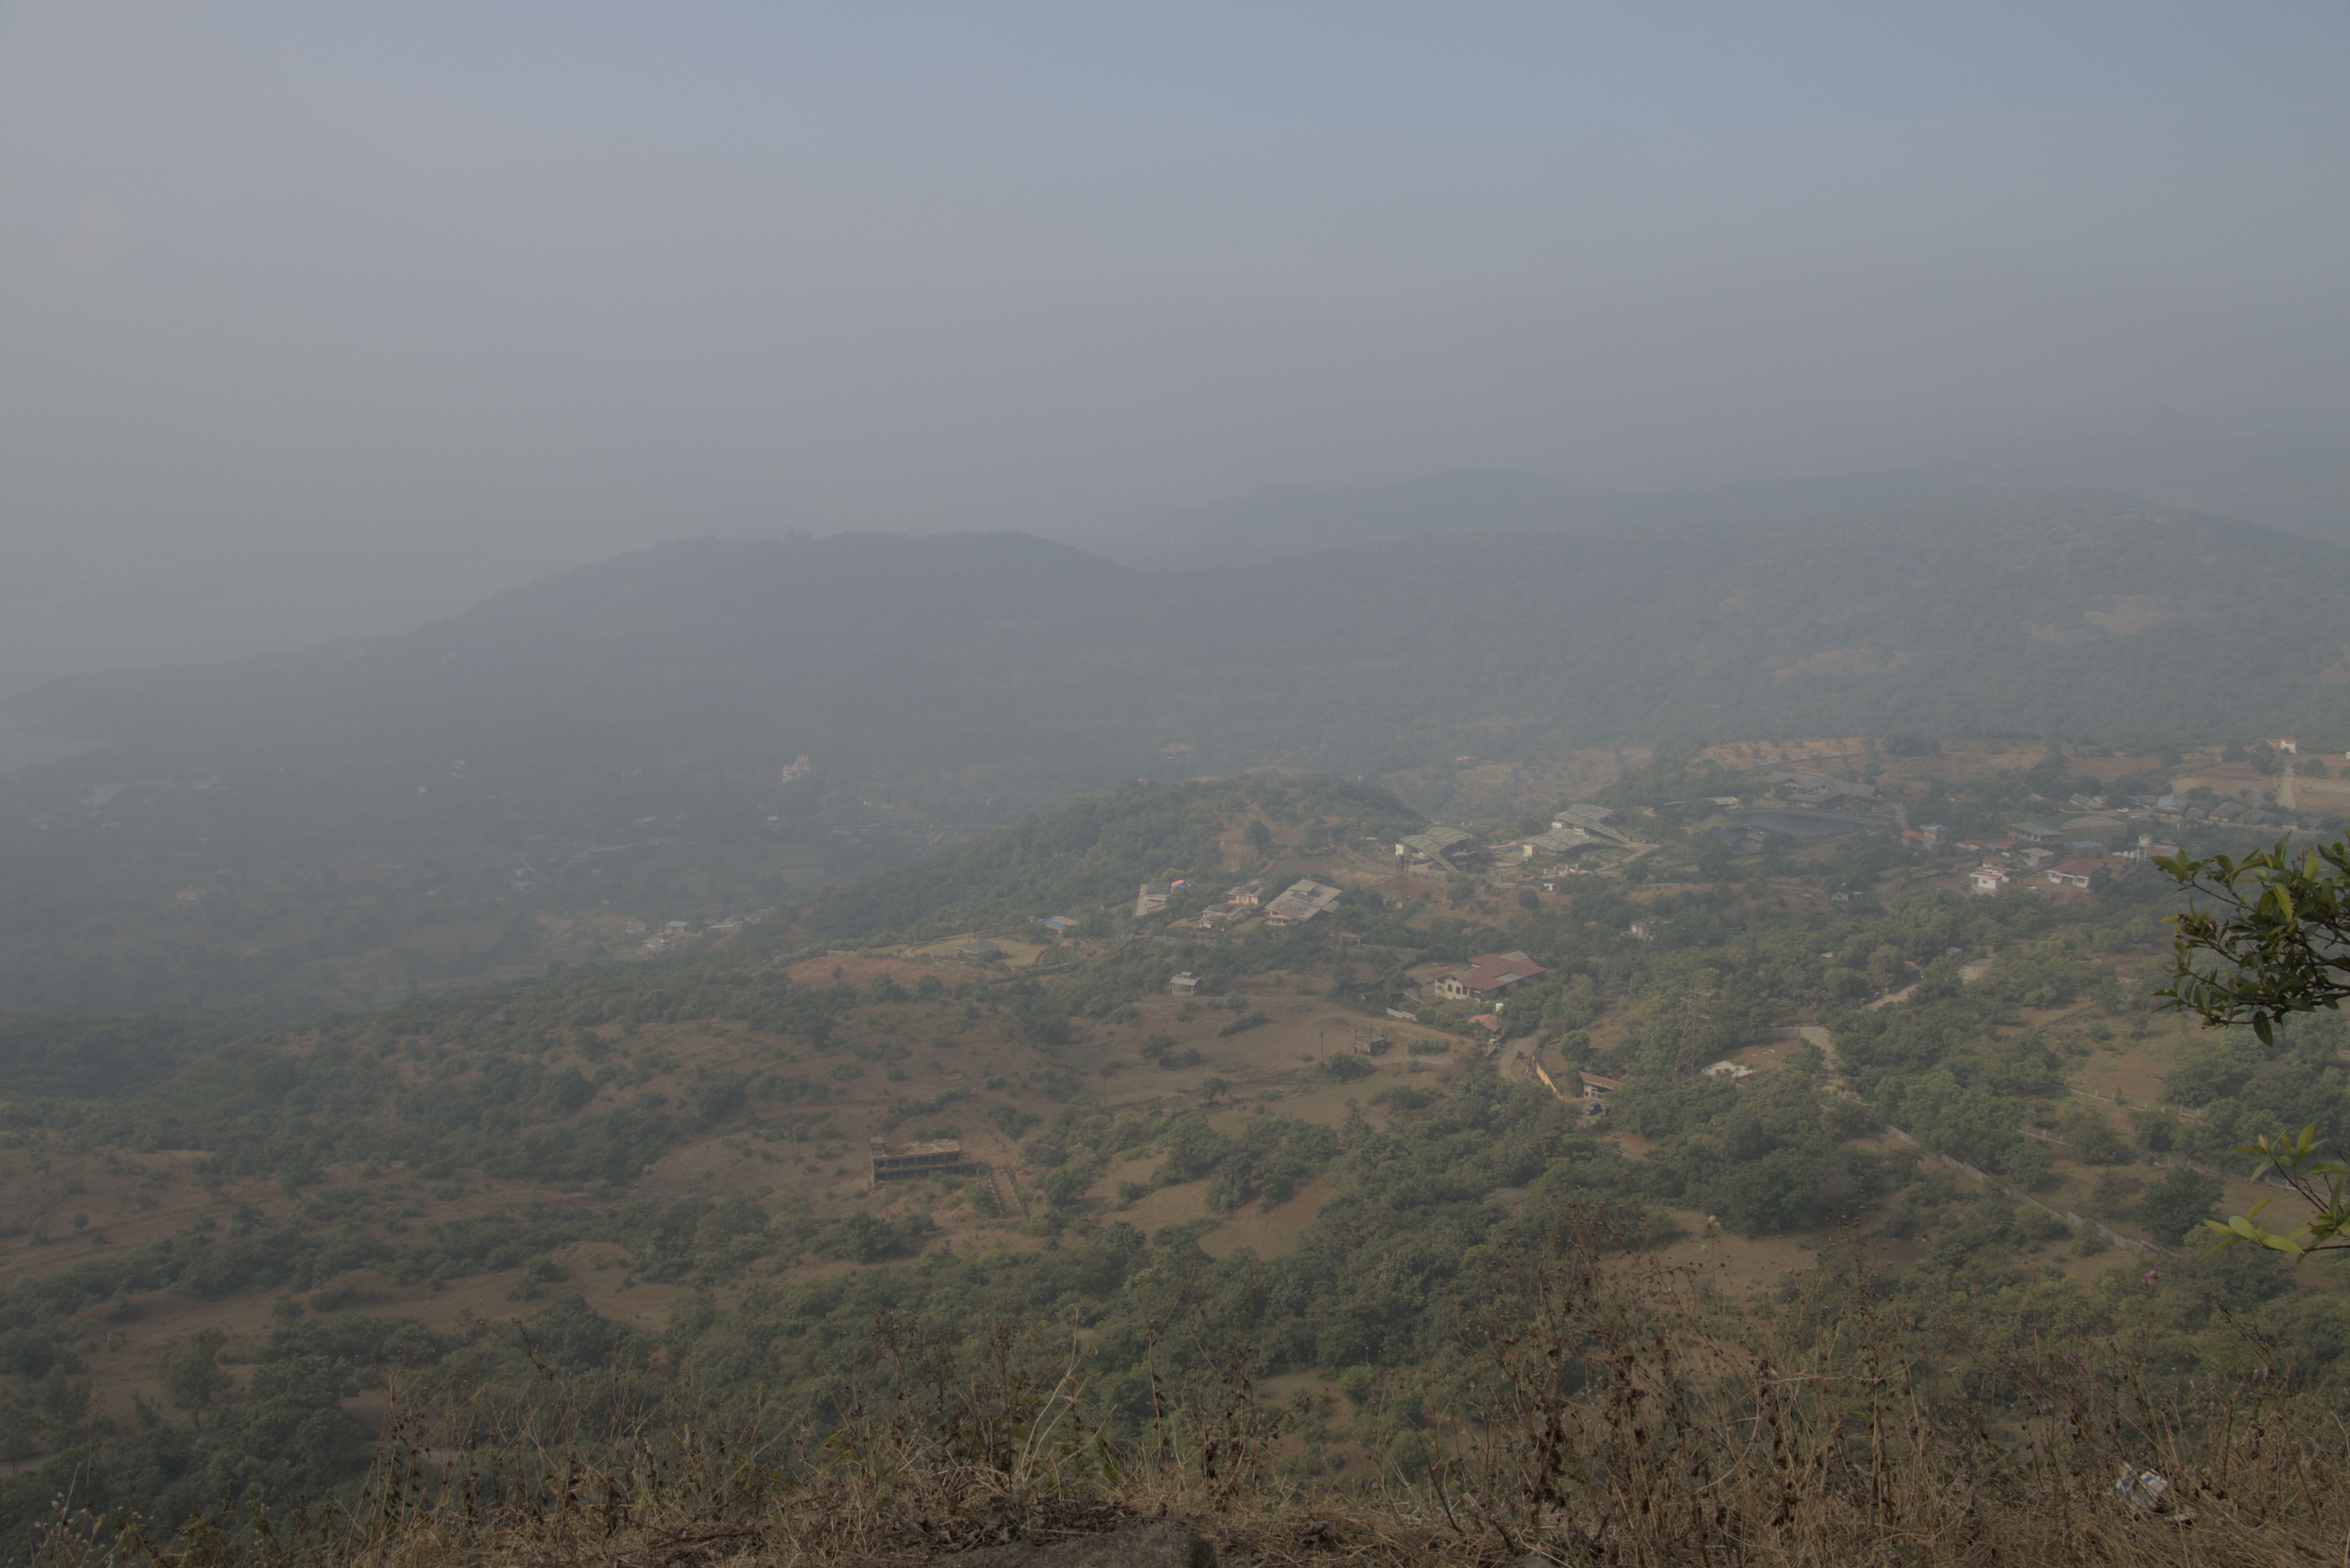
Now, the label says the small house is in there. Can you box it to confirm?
[1529,825,1612,855]
[1579,1072,1624,1100]
[1428,951,1546,1001]
[1224,878,1271,906]
[1970,867,2011,895]
[2045,859,2100,891]
[868,1138,972,1187]
[1136,882,1172,918]
[1169,972,1201,997]
[1395,826,1476,863]
[1262,879,1344,923]
[958,940,1004,961]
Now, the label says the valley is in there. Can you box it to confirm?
[5,756,2346,1551]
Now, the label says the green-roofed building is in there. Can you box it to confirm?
[1395,826,1476,863]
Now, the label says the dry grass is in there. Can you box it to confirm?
[34,1213,2350,1568]
[1435,1218,2350,1568]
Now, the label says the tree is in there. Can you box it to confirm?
[1243,820,1273,851]
[2138,1167,2223,1245]
[2159,839,2350,1255]
[2058,1104,2132,1165]
[163,1328,228,1430]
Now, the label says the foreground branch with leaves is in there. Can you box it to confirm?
[2160,840,2350,1258]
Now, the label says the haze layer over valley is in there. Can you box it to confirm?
[6,7,2350,1564]
[5,464,2350,1016]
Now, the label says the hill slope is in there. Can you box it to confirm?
[14,475,2350,796]
[7,471,2350,1015]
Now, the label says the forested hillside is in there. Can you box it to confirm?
[7,764,2350,1564]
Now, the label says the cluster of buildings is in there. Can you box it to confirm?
[1952,808,2167,896]
[624,908,769,953]
[1178,877,1342,930]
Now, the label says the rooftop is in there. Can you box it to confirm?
[1262,879,1345,921]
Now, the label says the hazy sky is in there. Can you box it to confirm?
[3,2,2347,696]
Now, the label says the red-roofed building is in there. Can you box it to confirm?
[1428,950,1546,1001]
[1579,1072,1624,1099]
[2045,859,2101,890]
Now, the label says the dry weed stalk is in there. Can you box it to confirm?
[1433,1207,2350,1568]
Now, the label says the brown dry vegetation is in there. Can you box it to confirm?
[17,741,2348,1567]
[0,980,1490,1427]
[36,1217,2350,1568]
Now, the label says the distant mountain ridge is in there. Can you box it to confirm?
[12,473,2350,817]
